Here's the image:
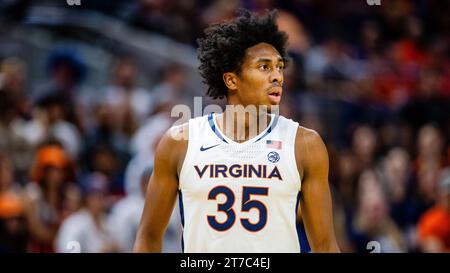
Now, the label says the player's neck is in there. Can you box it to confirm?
[217,107,272,143]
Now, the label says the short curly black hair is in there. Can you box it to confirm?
[197,9,289,99]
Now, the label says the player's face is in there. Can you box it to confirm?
[235,42,285,107]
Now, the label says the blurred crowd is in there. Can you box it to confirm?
[0,0,449,252]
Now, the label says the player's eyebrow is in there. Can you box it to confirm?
[255,57,284,64]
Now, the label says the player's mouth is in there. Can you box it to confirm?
[267,87,282,103]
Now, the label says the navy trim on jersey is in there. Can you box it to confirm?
[295,191,302,253]
[254,114,279,143]
[208,113,279,144]
[295,191,311,253]
[208,113,229,144]
[178,190,185,252]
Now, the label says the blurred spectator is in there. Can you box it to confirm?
[380,147,422,250]
[80,97,131,197]
[129,63,189,155]
[108,166,152,252]
[124,151,156,200]
[24,142,80,252]
[103,56,153,137]
[408,125,445,226]
[348,169,407,253]
[130,112,173,157]
[111,161,182,252]
[0,155,28,252]
[334,151,359,211]
[304,36,366,91]
[19,95,83,159]
[0,57,30,119]
[417,168,450,252]
[149,63,190,113]
[352,125,378,172]
[56,172,119,253]
[0,57,34,183]
[33,47,88,131]
[82,145,126,202]
[81,100,130,167]
[382,148,411,219]
[331,194,354,253]
[413,124,446,177]
[414,161,441,216]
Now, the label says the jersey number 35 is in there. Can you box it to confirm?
[207,186,268,232]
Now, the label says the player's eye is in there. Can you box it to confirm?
[259,64,270,71]
[277,64,285,70]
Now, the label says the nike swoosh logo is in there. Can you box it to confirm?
[200,144,220,151]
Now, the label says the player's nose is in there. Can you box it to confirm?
[269,68,283,85]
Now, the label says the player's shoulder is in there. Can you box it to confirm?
[154,122,189,156]
[277,114,297,124]
[166,122,189,143]
[296,126,321,141]
[294,126,329,175]
[165,114,211,141]
[295,125,327,153]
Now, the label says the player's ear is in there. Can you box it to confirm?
[223,72,238,91]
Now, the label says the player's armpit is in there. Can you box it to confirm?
[296,127,340,253]
[133,124,188,253]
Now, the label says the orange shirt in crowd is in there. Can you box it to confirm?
[417,206,450,252]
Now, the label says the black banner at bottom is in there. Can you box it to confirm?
[1,253,446,272]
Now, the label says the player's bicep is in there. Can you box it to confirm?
[143,162,178,235]
[297,129,339,252]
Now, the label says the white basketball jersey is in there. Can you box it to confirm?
[179,113,302,253]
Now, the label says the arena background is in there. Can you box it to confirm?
[0,0,449,253]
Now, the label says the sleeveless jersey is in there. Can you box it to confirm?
[178,113,301,252]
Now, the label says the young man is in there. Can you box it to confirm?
[134,10,340,253]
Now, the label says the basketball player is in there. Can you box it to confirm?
[134,10,340,253]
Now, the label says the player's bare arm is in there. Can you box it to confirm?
[296,127,340,252]
[133,124,188,252]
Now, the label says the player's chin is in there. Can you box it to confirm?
[260,101,281,114]
[266,96,281,106]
